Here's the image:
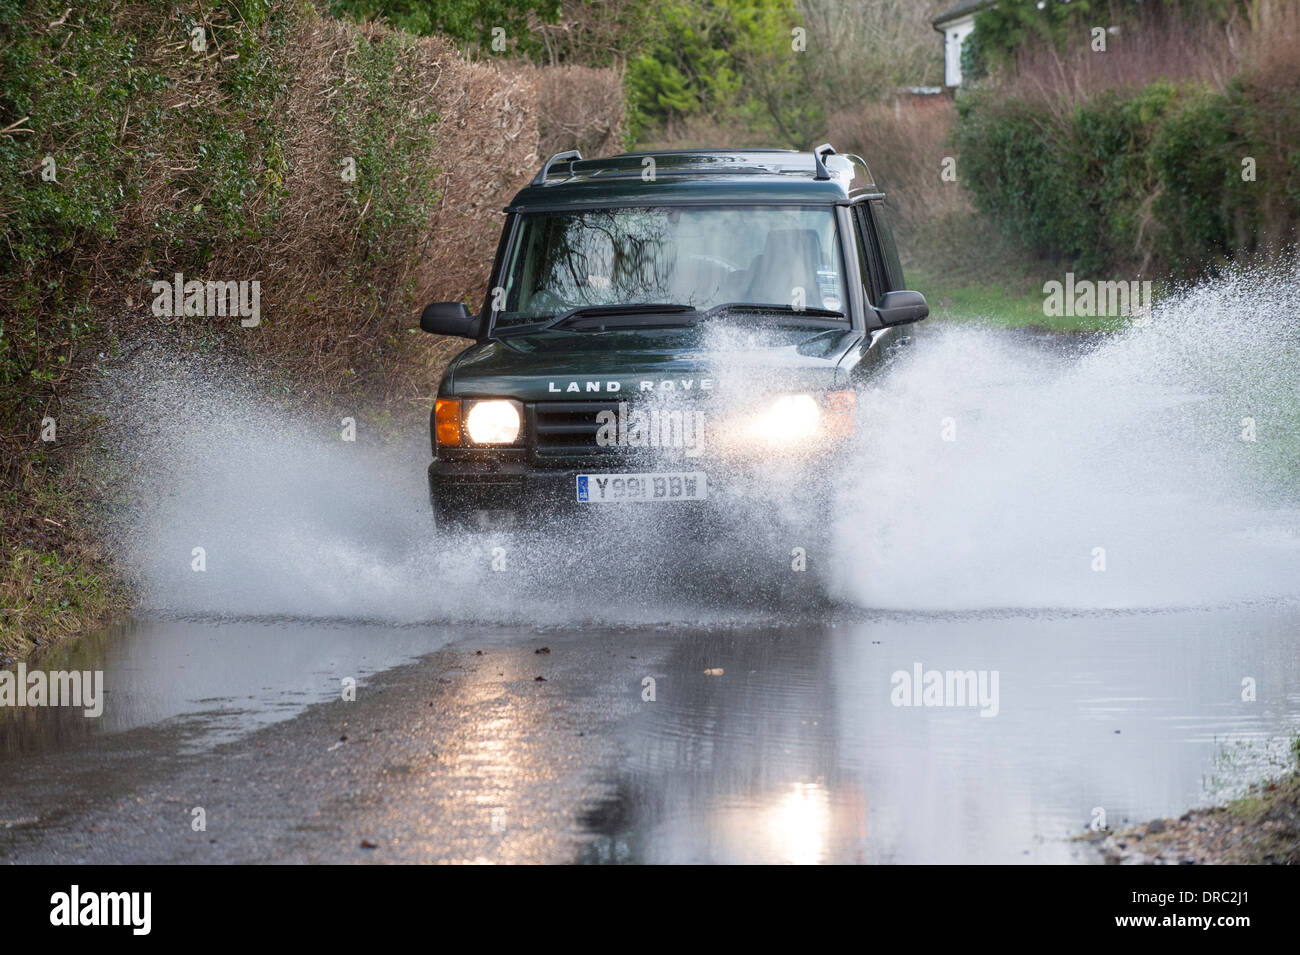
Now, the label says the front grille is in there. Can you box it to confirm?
[531,400,620,458]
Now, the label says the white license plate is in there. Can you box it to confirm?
[576,472,708,503]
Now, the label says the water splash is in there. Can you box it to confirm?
[829,261,1300,610]
[93,263,1300,621]
[91,350,791,625]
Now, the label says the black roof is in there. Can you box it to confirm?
[508,148,879,211]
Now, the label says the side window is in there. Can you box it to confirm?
[867,201,905,291]
[851,205,885,306]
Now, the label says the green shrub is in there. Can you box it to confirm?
[1070,82,1178,272]
[0,0,298,441]
[954,93,1093,264]
[328,0,561,55]
[330,29,440,263]
[1148,87,1241,273]
[954,74,1299,278]
[972,0,1249,71]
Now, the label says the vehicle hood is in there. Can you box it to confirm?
[443,326,861,400]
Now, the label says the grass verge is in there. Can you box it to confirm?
[0,452,127,662]
[900,208,1123,333]
[908,267,1130,333]
[1092,738,1300,864]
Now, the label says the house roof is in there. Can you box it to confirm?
[933,0,997,27]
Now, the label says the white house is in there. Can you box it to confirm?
[933,0,997,88]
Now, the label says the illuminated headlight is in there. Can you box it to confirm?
[753,393,821,442]
[465,399,522,445]
[724,391,855,453]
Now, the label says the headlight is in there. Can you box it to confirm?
[722,391,855,454]
[753,393,820,442]
[464,399,522,445]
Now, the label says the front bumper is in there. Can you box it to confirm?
[427,455,833,530]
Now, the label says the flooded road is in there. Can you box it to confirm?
[5,268,1296,863]
[2,603,1296,863]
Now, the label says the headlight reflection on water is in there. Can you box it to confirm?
[766,782,832,865]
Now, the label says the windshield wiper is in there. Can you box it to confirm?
[702,302,845,320]
[498,303,699,336]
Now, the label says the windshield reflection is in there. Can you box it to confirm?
[497,206,846,326]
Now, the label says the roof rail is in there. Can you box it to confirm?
[844,153,876,189]
[613,148,799,157]
[532,149,582,186]
[811,143,836,181]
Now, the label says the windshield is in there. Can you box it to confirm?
[493,205,846,328]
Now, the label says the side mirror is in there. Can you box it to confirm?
[420,301,479,338]
[874,290,928,327]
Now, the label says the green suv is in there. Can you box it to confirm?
[419,145,927,531]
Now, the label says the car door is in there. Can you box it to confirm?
[864,200,907,294]
[844,201,898,384]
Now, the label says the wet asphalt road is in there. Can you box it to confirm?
[1,605,1297,864]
